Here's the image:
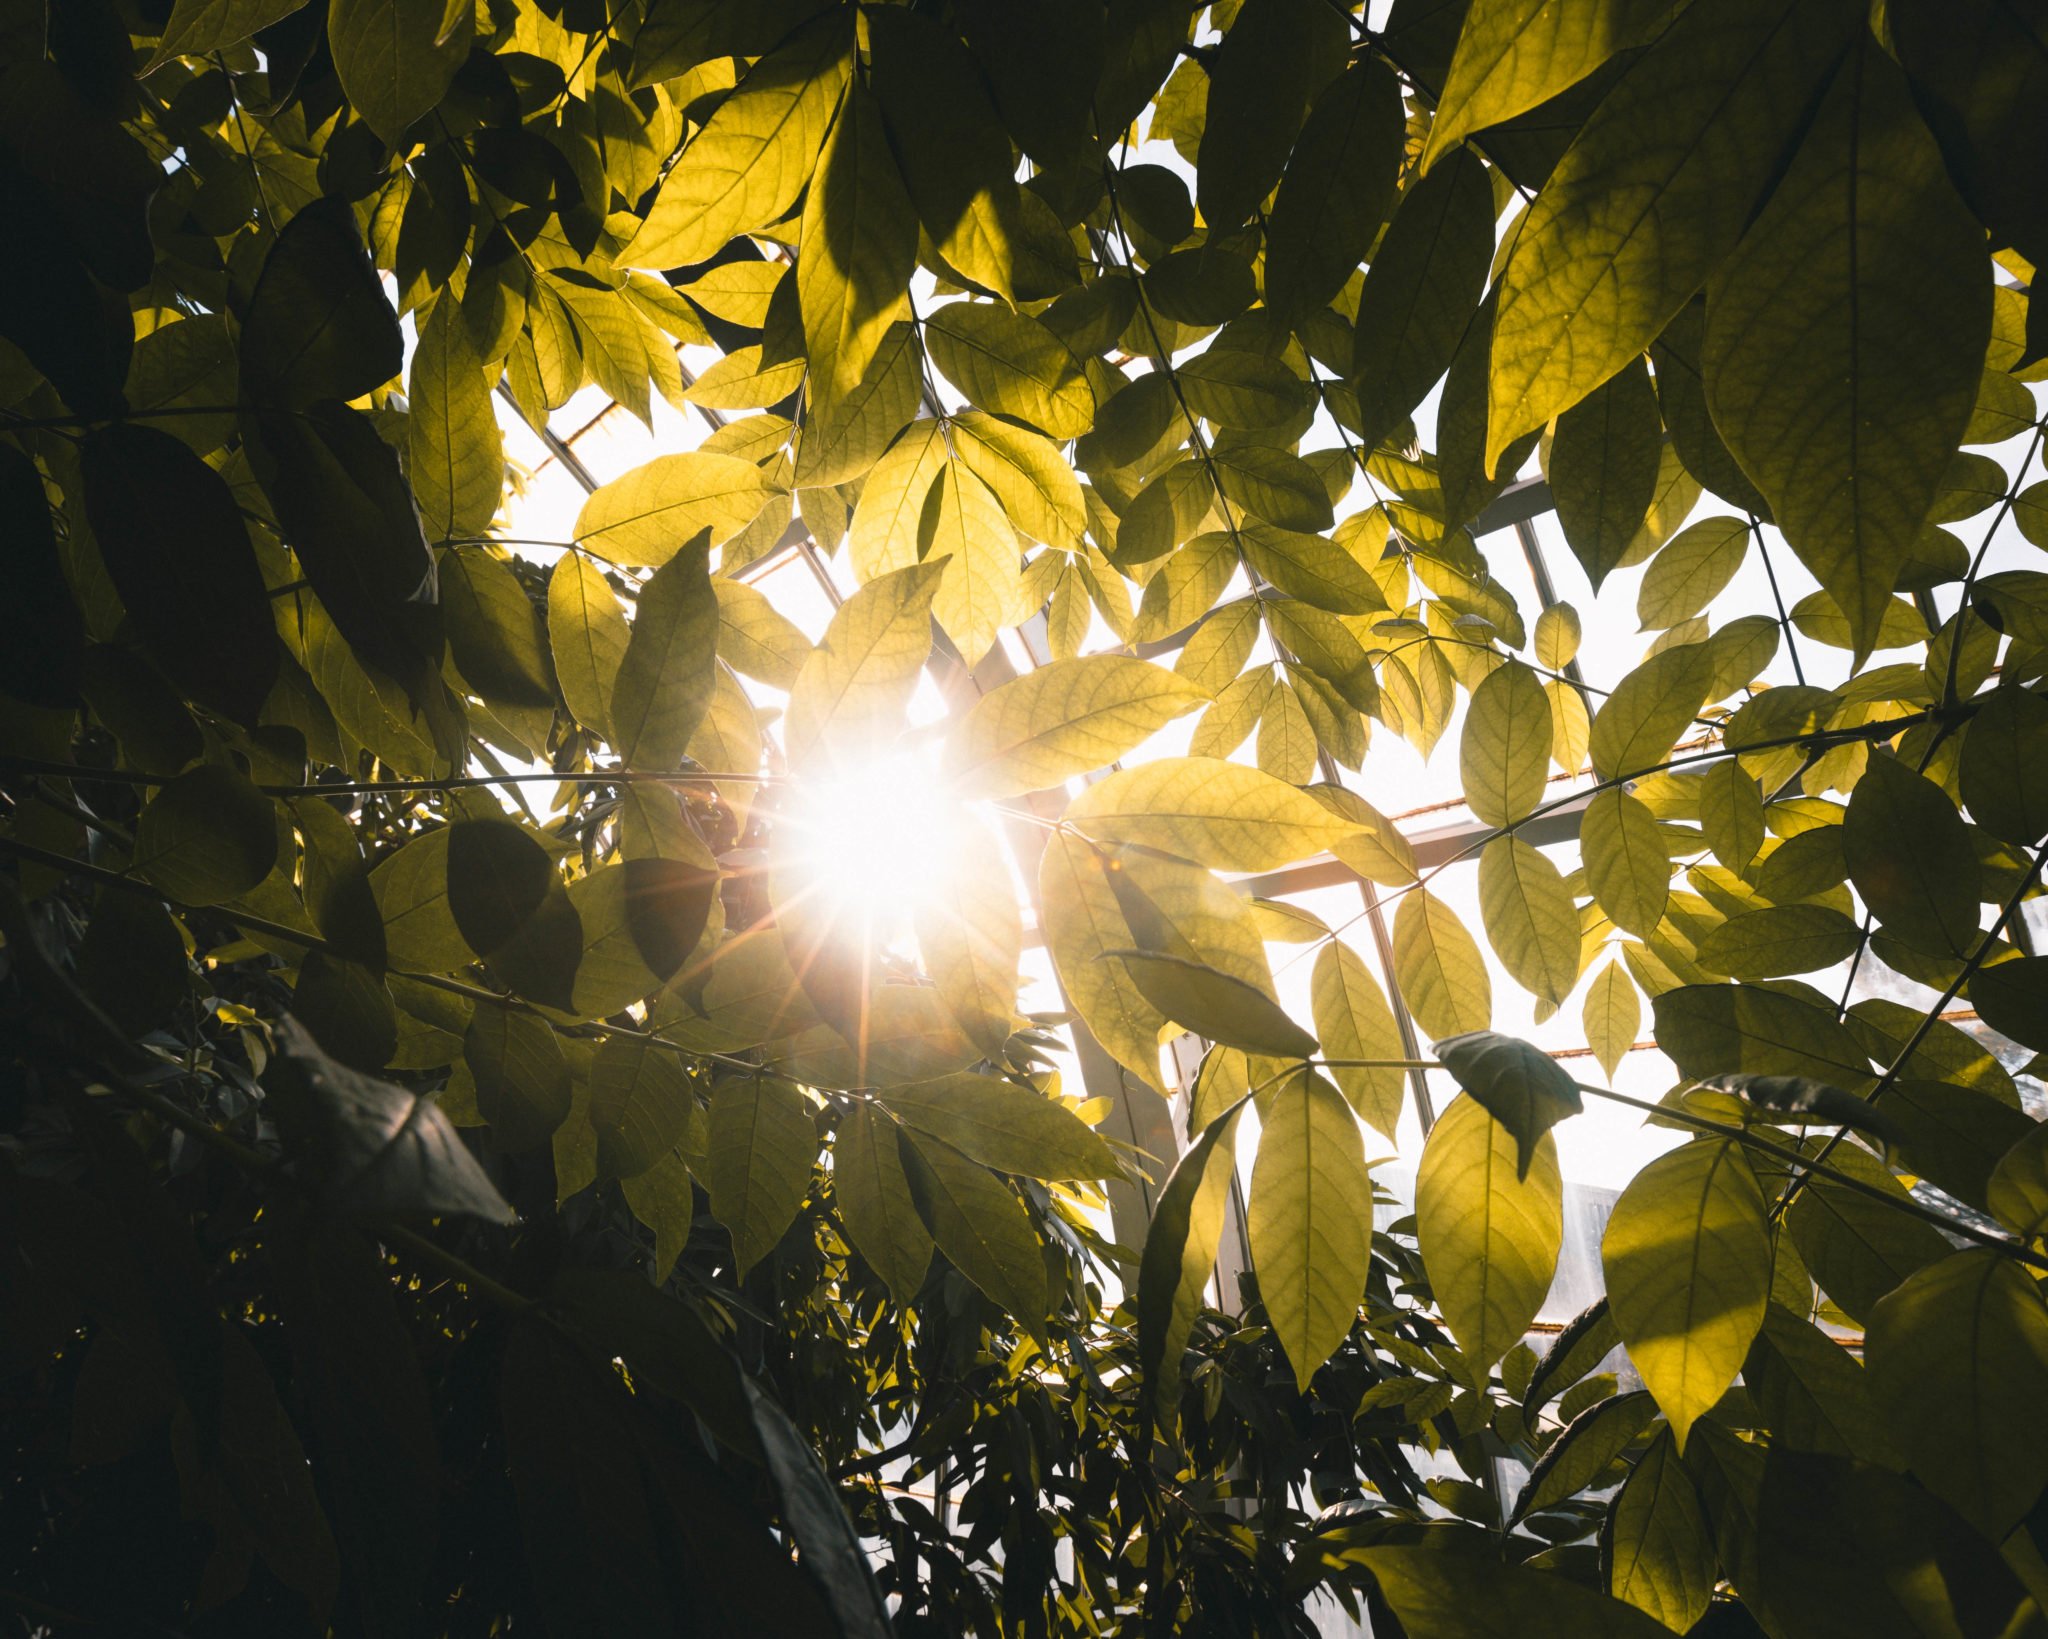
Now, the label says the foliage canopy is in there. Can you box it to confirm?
[3,0,2048,1634]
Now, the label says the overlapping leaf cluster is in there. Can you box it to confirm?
[4,0,2048,1633]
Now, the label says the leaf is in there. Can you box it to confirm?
[948,656,1208,799]
[920,461,1020,667]
[1310,942,1407,1142]
[444,818,553,959]
[1354,1545,1676,1638]
[1588,643,1711,780]
[711,577,811,690]
[833,1102,932,1304]
[901,1130,1048,1337]
[1174,350,1309,430]
[1842,752,1980,957]
[1063,756,1360,872]
[1605,1426,1717,1633]
[914,822,1021,1057]
[1785,1145,1950,1325]
[1550,357,1663,591]
[574,452,776,567]
[1602,1138,1771,1450]
[463,1003,571,1152]
[798,78,917,405]
[1746,1301,1898,1466]
[1866,1250,2048,1540]
[79,422,277,725]
[1755,1448,2039,1639]
[1653,981,1873,1090]
[590,1034,695,1182]
[1959,685,2048,848]
[1418,1093,1564,1378]
[1583,962,1641,1081]
[1195,0,1348,232]
[134,764,278,907]
[948,411,1085,550]
[611,543,719,771]
[1698,757,1765,875]
[1423,0,1669,171]
[1139,1104,1251,1424]
[1265,57,1406,321]
[239,196,400,408]
[783,560,944,765]
[1702,36,1991,663]
[867,7,1022,301]
[923,301,1095,440]
[407,293,501,541]
[1247,1070,1374,1389]
[705,1074,816,1277]
[547,553,628,741]
[1208,443,1334,532]
[1460,660,1554,827]
[1637,516,1749,631]
[1701,1073,1896,1142]
[326,0,470,145]
[1516,1389,1658,1521]
[623,16,852,268]
[1391,890,1493,1042]
[1486,0,1862,470]
[1694,904,1862,980]
[267,1017,515,1224]
[877,1073,1115,1181]
[1036,831,1171,1091]
[1478,836,1581,1010]
[1106,950,1319,1059]
[147,0,308,68]
[1436,1030,1583,1179]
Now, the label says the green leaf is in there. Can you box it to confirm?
[1550,357,1663,591]
[1063,756,1360,872]
[326,0,470,145]
[1989,1119,2048,1239]
[1746,1301,1899,1466]
[1478,836,1581,1010]
[623,16,852,268]
[267,1017,514,1224]
[1486,0,1862,470]
[80,422,277,725]
[1174,350,1309,430]
[1755,1448,2040,1639]
[1036,831,1170,1092]
[948,656,1207,798]
[1353,1545,1676,1638]
[797,78,917,405]
[710,577,811,691]
[1247,1069,1374,1389]
[464,1003,571,1152]
[1350,149,1497,452]
[1694,904,1862,980]
[619,1150,695,1282]
[1583,961,1641,1081]
[440,548,553,708]
[1525,1297,1622,1418]
[948,412,1086,551]
[611,543,719,772]
[1602,1138,1771,1450]
[901,1129,1048,1339]
[1606,1426,1717,1632]
[1637,516,1749,631]
[1515,1389,1658,1521]
[1460,660,1554,827]
[1194,0,1348,232]
[1843,753,1981,958]
[1392,890,1493,1041]
[1867,1249,2048,1540]
[239,196,401,409]
[548,553,628,741]
[1309,941,1408,1142]
[134,764,279,907]
[1652,982,1873,1088]
[589,1034,695,1181]
[1211,445,1336,532]
[147,0,308,68]
[705,1074,816,1277]
[1105,949,1319,1059]
[1785,1144,1950,1325]
[1702,37,1991,663]
[877,1073,1115,1181]
[1436,1030,1583,1178]
[923,301,1095,440]
[1265,57,1405,321]
[1960,684,2048,848]
[1698,758,1765,875]
[867,7,1023,301]
[1139,1103,1251,1424]
[407,293,501,542]
[783,559,944,765]
[920,461,1023,667]
[1701,1073,1897,1143]
[574,452,776,567]
[1588,642,1711,780]
[833,1101,933,1304]
[1422,0,1670,172]
[1418,1092,1564,1378]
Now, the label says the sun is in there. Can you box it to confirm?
[770,743,970,950]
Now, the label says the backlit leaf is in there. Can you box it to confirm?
[949,656,1207,799]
